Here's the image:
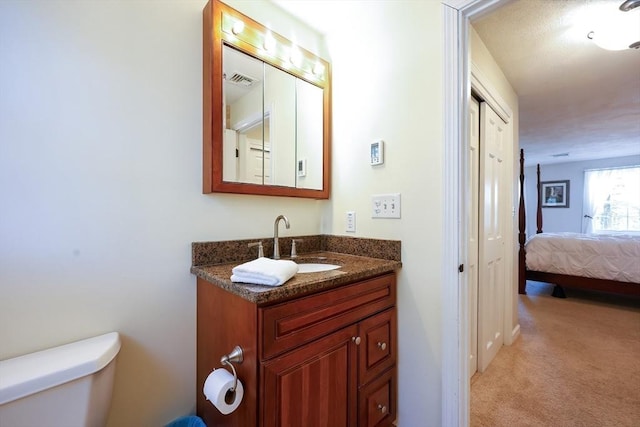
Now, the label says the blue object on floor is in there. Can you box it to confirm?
[165,415,206,427]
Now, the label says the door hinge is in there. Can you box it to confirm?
[235,148,239,158]
[458,264,464,273]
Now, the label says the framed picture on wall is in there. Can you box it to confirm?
[541,180,570,208]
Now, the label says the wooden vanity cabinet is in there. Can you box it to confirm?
[197,272,397,427]
[261,324,359,426]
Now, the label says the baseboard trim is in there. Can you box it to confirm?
[511,323,521,342]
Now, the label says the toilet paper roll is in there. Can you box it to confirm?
[203,368,244,415]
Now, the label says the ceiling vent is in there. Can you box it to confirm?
[551,153,570,158]
[225,72,259,87]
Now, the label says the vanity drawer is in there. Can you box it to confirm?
[359,308,396,386]
[260,273,396,360]
[359,367,396,427]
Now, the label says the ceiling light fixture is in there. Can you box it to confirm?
[619,0,640,11]
[587,0,640,50]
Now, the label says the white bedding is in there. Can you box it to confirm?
[525,232,640,283]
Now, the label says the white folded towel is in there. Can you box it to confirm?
[231,257,299,286]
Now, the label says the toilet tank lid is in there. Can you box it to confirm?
[0,332,121,405]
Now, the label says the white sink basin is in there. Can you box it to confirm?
[296,263,341,273]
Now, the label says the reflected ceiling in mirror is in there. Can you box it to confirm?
[203,0,331,198]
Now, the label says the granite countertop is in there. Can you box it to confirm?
[191,251,401,305]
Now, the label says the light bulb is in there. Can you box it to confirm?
[313,63,325,76]
[289,46,302,66]
[263,33,275,52]
[231,20,244,35]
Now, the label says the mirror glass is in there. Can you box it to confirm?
[222,46,267,184]
[296,80,324,190]
[222,45,300,188]
[203,0,331,198]
[223,45,324,190]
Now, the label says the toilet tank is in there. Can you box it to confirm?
[0,332,121,427]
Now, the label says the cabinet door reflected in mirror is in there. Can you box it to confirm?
[222,45,323,190]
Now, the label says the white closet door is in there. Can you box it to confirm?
[468,97,480,378]
[478,101,507,372]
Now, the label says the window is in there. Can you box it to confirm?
[583,166,640,233]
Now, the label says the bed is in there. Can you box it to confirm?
[517,149,640,297]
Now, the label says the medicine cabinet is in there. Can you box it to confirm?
[203,0,331,198]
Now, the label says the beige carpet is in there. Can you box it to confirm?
[470,281,640,426]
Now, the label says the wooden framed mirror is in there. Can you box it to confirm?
[203,0,331,198]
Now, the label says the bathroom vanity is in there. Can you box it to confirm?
[192,237,401,427]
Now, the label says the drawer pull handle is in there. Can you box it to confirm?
[352,336,361,345]
[377,404,387,414]
[377,341,387,351]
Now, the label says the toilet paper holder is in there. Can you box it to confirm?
[219,346,243,392]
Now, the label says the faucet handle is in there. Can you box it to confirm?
[291,239,304,258]
[248,241,264,258]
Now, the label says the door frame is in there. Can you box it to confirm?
[441,0,512,425]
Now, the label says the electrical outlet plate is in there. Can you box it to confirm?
[346,211,356,232]
[371,193,401,218]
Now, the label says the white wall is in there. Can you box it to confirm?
[314,2,445,424]
[524,155,640,234]
[0,1,326,426]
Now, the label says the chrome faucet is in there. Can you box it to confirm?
[273,215,290,259]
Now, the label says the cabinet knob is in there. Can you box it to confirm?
[377,404,387,414]
[377,341,387,351]
[352,336,361,345]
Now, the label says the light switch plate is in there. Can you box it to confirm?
[346,211,356,232]
[297,158,307,177]
[372,193,401,218]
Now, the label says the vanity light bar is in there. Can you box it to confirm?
[221,12,327,85]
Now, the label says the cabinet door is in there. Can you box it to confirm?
[261,325,358,427]
[358,367,396,427]
[358,309,396,386]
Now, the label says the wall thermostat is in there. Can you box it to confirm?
[370,140,384,165]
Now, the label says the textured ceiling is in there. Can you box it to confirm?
[472,0,640,166]
[271,0,639,166]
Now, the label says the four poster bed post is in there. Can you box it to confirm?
[518,149,543,294]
